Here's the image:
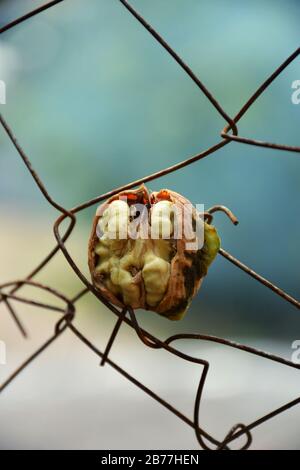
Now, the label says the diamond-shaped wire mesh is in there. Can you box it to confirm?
[0,0,300,450]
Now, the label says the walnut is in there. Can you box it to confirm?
[88,185,220,320]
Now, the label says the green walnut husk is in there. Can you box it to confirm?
[88,185,220,320]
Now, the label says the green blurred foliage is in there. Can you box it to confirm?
[0,0,300,338]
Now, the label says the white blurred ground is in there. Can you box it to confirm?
[1,311,300,450]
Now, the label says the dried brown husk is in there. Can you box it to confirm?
[88,185,220,320]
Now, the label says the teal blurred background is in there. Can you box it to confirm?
[0,0,300,449]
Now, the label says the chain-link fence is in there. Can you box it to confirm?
[0,0,300,450]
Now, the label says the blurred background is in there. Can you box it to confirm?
[0,0,300,450]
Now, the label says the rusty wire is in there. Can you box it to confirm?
[0,0,300,450]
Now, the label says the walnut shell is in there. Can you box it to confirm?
[88,185,220,320]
